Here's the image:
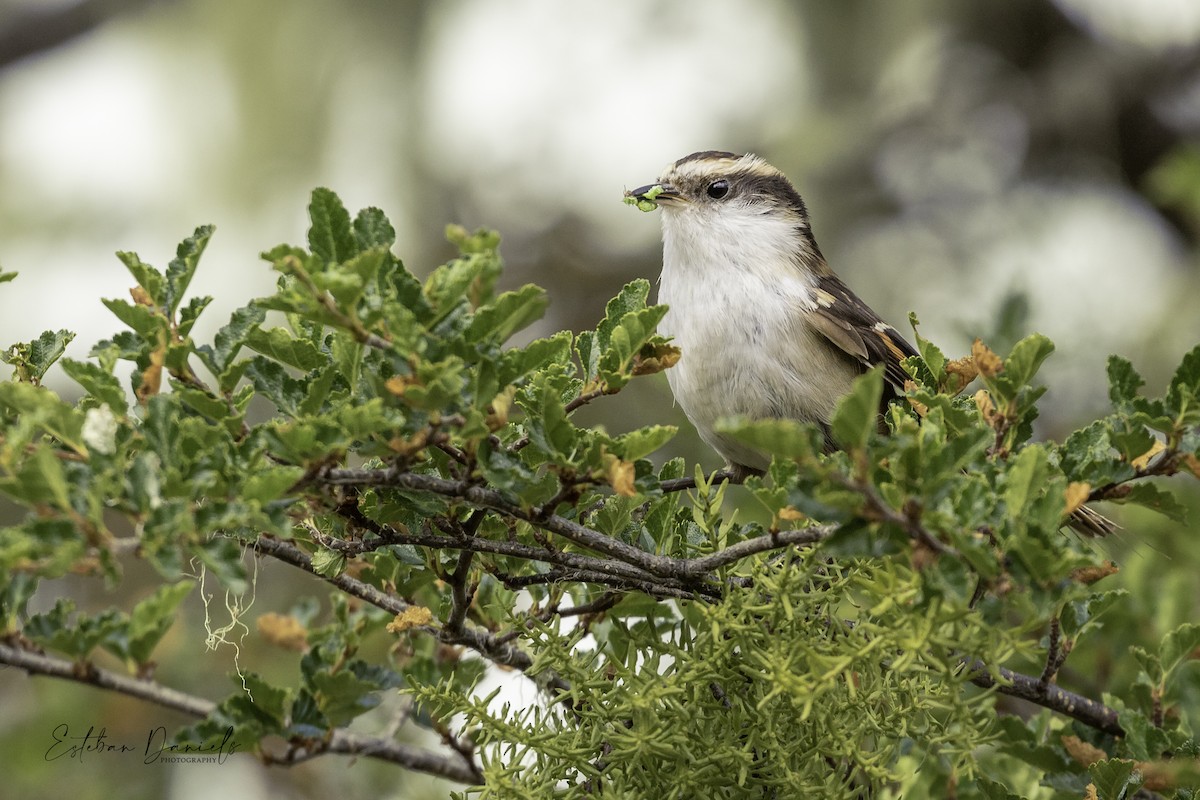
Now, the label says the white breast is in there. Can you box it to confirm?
[657,206,858,469]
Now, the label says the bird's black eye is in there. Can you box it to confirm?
[706,180,730,200]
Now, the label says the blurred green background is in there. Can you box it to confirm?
[0,1,1198,797]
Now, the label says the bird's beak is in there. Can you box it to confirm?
[624,182,683,209]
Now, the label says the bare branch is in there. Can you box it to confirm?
[0,640,483,784]
[0,640,213,717]
[966,659,1123,737]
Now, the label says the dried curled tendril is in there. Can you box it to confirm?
[623,184,664,213]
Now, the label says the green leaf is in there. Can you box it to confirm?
[244,357,307,416]
[177,295,213,338]
[975,777,1022,800]
[25,600,125,661]
[60,358,128,413]
[116,250,164,305]
[0,271,16,284]
[311,548,347,578]
[1003,444,1049,519]
[165,225,214,316]
[1166,342,1200,414]
[717,418,823,462]
[1161,622,1200,679]
[244,327,328,371]
[102,298,164,338]
[25,330,75,382]
[579,279,652,379]
[1003,333,1055,388]
[242,466,305,504]
[1118,483,1188,522]
[831,367,883,450]
[3,331,72,382]
[466,284,549,343]
[1107,355,1145,408]
[125,581,195,664]
[10,446,73,508]
[1060,590,1128,639]
[353,207,396,250]
[309,669,384,727]
[907,311,944,384]
[308,188,356,264]
[1086,758,1141,799]
[613,425,677,461]
[198,304,266,385]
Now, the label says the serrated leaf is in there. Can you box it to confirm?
[199,304,266,381]
[310,668,387,727]
[466,284,548,343]
[1060,589,1129,639]
[1118,483,1188,522]
[102,297,165,339]
[311,548,346,578]
[975,778,1023,800]
[613,425,677,461]
[243,465,305,504]
[125,581,195,664]
[308,188,356,265]
[20,446,72,509]
[25,601,125,661]
[244,357,307,417]
[579,280,652,379]
[908,311,944,382]
[116,251,165,305]
[177,295,213,338]
[1107,355,1145,407]
[23,330,75,382]
[165,225,213,316]
[831,367,883,450]
[244,327,327,371]
[1004,333,1055,388]
[1161,622,1200,678]
[1087,758,1141,799]
[1166,342,1200,413]
[1004,445,1050,521]
[60,358,128,413]
[598,305,670,389]
[353,206,396,250]
[717,417,823,462]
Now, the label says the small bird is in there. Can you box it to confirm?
[627,150,1114,537]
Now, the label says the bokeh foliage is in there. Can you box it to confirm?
[0,190,1198,798]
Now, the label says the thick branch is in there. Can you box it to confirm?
[0,640,483,784]
[0,640,214,717]
[966,660,1123,737]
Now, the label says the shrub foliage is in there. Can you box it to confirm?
[0,190,1198,797]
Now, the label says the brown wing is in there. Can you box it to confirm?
[808,274,919,393]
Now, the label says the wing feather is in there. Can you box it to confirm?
[809,274,918,393]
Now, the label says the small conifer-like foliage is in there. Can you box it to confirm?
[0,190,1197,798]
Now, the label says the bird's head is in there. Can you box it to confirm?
[626,151,825,275]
